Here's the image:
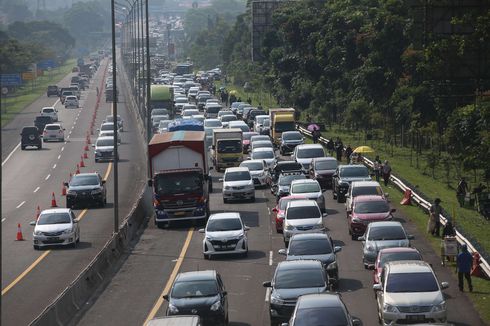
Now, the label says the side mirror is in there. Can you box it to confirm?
[29,221,36,226]
[247,157,251,160]
[352,317,362,326]
[244,226,250,231]
[390,208,396,213]
[278,249,287,256]
[162,294,169,301]
[262,281,272,288]
[96,129,100,132]
[219,178,223,182]
[222,291,227,296]
[102,180,106,184]
[358,236,365,241]
[73,219,79,223]
[209,166,214,171]
[347,210,352,215]
[198,228,205,233]
[373,284,382,291]
[91,144,95,148]
[322,213,328,218]
[407,234,415,240]
[148,179,153,187]
[281,323,289,326]
[334,246,342,253]
[440,281,449,290]
[367,264,375,270]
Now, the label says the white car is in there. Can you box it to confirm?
[204,104,222,118]
[158,119,172,133]
[228,120,250,132]
[250,147,276,168]
[219,114,237,128]
[30,208,80,249]
[293,144,325,172]
[253,115,269,133]
[103,114,124,131]
[98,129,121,144]
[282,199,326,245]
[182,108,200,117]
[221,167,255,203]
[151,108,170,120]
[250,135,270,143]
[239,159,268,187]
[199,212,249,259]
[43,123,65,142]
[373,261,448,325]
[289,179,326,212]
[40,107,58,122]
[250,140,273,152]
[64,95,79,108]
[182,103,198,112]
[99,122,116,133]
[217,110,235,119]
[204,118,223,129]
[191,114,205,123]
[93,136,118,162]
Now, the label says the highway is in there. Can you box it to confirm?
[1,59,147,325]
[76,158,485,326]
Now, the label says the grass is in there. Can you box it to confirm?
[1,59,76,127]
[216,80,278,109]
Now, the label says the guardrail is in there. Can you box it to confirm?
[297,125,490,278]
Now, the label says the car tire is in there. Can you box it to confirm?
[223,198,228,204]
[333,190,337,199]
[61,138,64,142]
[38,144,42,150]
[203,253,210,260]
[351,233,358,241]
[242,250,248,258]
[66,200,73,208]
[95,159,99,163]
[71,241,77,248]
[33,245,40,250]
[156,221,169,229]
[337,195,342,203]
[21,145,25,150]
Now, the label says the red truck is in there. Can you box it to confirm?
[148,131,212,228]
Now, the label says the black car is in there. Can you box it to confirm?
[332,165,372,203]
[279,131,304,155]
[34,116,53,133]
[46,85,59,97]
[309,157,338,190]
[65,173,107,208]
[279,233,341,289]
[263,260,329,325]
[164,270,228,326]
[269,161,304,185]
[20,126,42,150]
[286,293,361,326]
[272,172,307,200]
[246,109,266,127]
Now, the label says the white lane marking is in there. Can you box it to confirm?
[2,142,21,166]
[1,218,6,223]
[57,155,61,160]
[16,201,26,209]
[52,164,57,169]
[64,141,67,144]
[68,131,72,136]
[34,187,40,193]
[269,251,273,266]
[61,147,64,152]
[267,207,270,215]
[265,287,271,302]
[45,174,50,180]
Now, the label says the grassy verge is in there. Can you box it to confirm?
[216,81,278,109]
[1,59,76,127]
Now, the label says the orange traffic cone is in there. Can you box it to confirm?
[16,223,24,241]
[76,164,80,174]
[61,182,67,196]
[83,152,88,159]
[51,192,58,207]
[84,144,89,151]
[36,205,41,220]
[80,156,85,167]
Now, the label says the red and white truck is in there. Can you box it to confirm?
[148,130,211,227]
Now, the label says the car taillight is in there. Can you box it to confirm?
[197,196,205,203]
[153,198,160,206]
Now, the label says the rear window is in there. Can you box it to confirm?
[340,166,369,178]
[207,106,221,113]
[275,267,325,289]
[35,116,51,122]
[289,238,332,255]
[286,206,320,219]
[225,171,251,181]
[368,225,406,240]
[45,125,61,130]
[294,307,348,325]
[291,183,320,193]
[297,147,324,159]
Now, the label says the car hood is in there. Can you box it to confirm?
[286,218,322,227]
[95,145,114,152]
[35,223,72,233]
[273,287,326,301]
[69,185,101,191]
[367,239,409,252]
[206,230,244,239]
[296,158,314,165]
[171,295,220,309]
[384,291,443,307]
[224,180,253,187]
[286,253,335,265]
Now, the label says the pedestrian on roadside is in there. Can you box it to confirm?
[428,198,442,237]
[237,97,242,102]
[456,244,473,292]
[326,139,334,156]
[456,177,469,207]
[345,145,353,163]
[335,138,343,161]
[247,96,252,105]
[373,155,382,182]
[257,102,263,110]
[382,160,391,186]
[312,127,320,144]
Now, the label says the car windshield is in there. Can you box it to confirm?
[70,175,99,186]
[380,252,422,268]
[386,272,439,293]
[207,218,242,232]
[217,140,241,153]
[175,98,188,103]
[221,115,237,122]
[171,280,218,298]
[368,226,406,241]
[287,206,320,219]
[263,120,270,127]
[279,174,306,186]
[206,106,221,113]
[291,183,320,193]
[243,133,258,141]
[352,186,382,197]
[279,198,304,210]
[275,268,325,289]
[205,120,222,127]
[282,132,302,141]
[340,166,369,178]
[240,162,263,171]
[251,136,269,142]
[354,201,390,214]
[101,124,113,131]
[96,139,114,147]
[275,121,296,132]
[294,307,348,325]
[183,110,199,116]
[152,109,168,116]
[253,142,273,149]
[42,108,54,113]
[289,239,332,255]
[297,148,324,159]
[155,172,203,196]
[225,171,251,182]
[45,125,61,130]
[315,160,337,170]
[252,150,274,159]
[37,213,71,225]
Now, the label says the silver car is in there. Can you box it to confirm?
[289,179,326,212]
[93,136,118,162]
[250,147,276,168]
[64,95,79,108]
[282,199,326,245]
[43,123,65,142]
[199,212,250,259]
[30,208,80,249]
[239,159,268,187]
[221,167,255,203]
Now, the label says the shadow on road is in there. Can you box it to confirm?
[338,278,364,292]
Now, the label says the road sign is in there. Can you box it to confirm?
[37,59,57,69]
[2,87,8,95]
[22,72,34,81]
[0,74,22,86]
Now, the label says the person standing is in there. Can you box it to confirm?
[326,139,334,156]
[428,198,442,237]
[345,145,353,163]
[456,244,473,292]
[335,138,343,161]
[382,160,391,186]
[456,177,469,207]
[312,127,320,144]
[373,155,382,182]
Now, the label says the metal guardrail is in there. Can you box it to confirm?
[297,125,490,278]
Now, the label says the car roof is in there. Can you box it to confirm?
[312,157,336,162]
[368,221,403,228]
[73,172,99,177]
[41,106,55,110]
[252,147,274,152]
[351,181,381,187]
[277,259,323,270]
[386,260,432,274]
[297,293,343,309]
[297,144,323,149]
[209,212,241,220]
[240,159,264,165]
[379,247,420,254]
[40,208,71,214]
[45,123,62,127]
[175,270,217,282]
[229,121,247,125]
[287,199,318,208]
[225,167,249,173]
[290,233,331,241]
[353,195,387,203]
[290,179,319,185]
[252,140,272,145]
[339,164,367,170]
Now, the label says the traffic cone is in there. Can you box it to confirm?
[16,223,24,241]
[76,164,80,174]
[36,205,41,220]
[83,151,88,159]
[51,192,58,207]
[61,182,67,196]
[84,144,89,151]
[69,172,73,180]
[80,156,85,167]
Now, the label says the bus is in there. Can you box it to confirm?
[174,63,193,75]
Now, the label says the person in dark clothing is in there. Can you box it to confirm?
[326,139,334,156]
[229,93,237,105]
[312,128,321,144]
[373,155,382,182]
[335,140,343,161]
[257,103,263,110]
[456,177,469,207]
[345,145,353,163]
[237,97,242,102]
[456,244,473,292]
[382,160,392,187]
[428,198,442,237]
[442,221,456,238]
[247,96,252,105]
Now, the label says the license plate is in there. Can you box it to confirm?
[406,315,424,321]
[48,237,59,241]
[174,211,185,216]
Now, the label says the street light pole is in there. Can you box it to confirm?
[145,0,152,182]
[111,0,119,234]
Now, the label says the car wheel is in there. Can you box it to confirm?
[351,233,358,241]
[95,159,99,163]
[21,145,25,150]
[61,138,64,142]
[38,144,42,150]
[66,200,73,208]
[33,245,40,250]
[337,195,342,203]
[156,221,169,229]
[223,198,228,204]
[203,253,210,260]
[71,241,77,248]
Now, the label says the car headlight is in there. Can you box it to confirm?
[383,303,398,313]
[312,223,324,230]
[285,224,294,231]
[365,245,375,252]
[224,186,231,190]
[270,294,284,305]
[34,230,43,236]
[62,228,73,234]
[168,303,179,314]
[432,301,446,312]
[210,300,222,311]
[91,189,102,195]
[351,217,362,223]
[326,261,338,270]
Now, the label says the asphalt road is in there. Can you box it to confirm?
[75,157,485,326]
[1,59,147,325]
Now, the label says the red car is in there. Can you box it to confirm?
[270,195,305,233]
[242,132,258,153]
[372,247,423,295]
[347,195,395,240]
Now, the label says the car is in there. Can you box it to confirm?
[271,195,306,233]
[373,247,423,288]
[228,120,250,132]
[217,110,235,119]
[182,103,198,112]
[242,131,259,153]
[359,221,414,269]
[250,135,270,143]
[164,270,229,325]
[60,90,75,103]
[98,122,116,134]
[152,115,170,132]
[20,126,42,150]
[221,167,255,203]
[288,179,326,212]
[147,315,201,326]
[260,118,271,135]
[47,85,59,97]
[250,147,276,168]
[93,136,118,162]
[242,106,258,122]
[30,208,80,250]
[191,115,205,123]
[151,108,170,120]
[348,195,394,240]
[292,144,325,172]
[43,124,65,142]
[373,261,448,325]
[250,140,274,152]
[345,180,385,215]
[182,108,200,117]
[103,114,124,131]
[332,165,372,203]
[175,97,189,111]
[253,115,269,133]
[271,171,307,199]
[219,114,237,128]
[269,161,304,185]
[263,260,329,325]
[197,95,213,110]
[40,106,58,122]
[65,172,107,208]
[230,101,246,113]
[279,233,341,288]
[308,157,338,190]
[34,115,53,132]
[199,212,249,259]
[239,159,269,187]
[236,104,252,119]
[285,293,361,326]
[64,95,79,108]
[98,129,121,144]
[279,131,304,155]
[246,109,266,127]
[282,199,326,245]
[204,105,223,119]
[204,118,223,129]
[69,85,80,98]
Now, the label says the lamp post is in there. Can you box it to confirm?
[110,0,119,234]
